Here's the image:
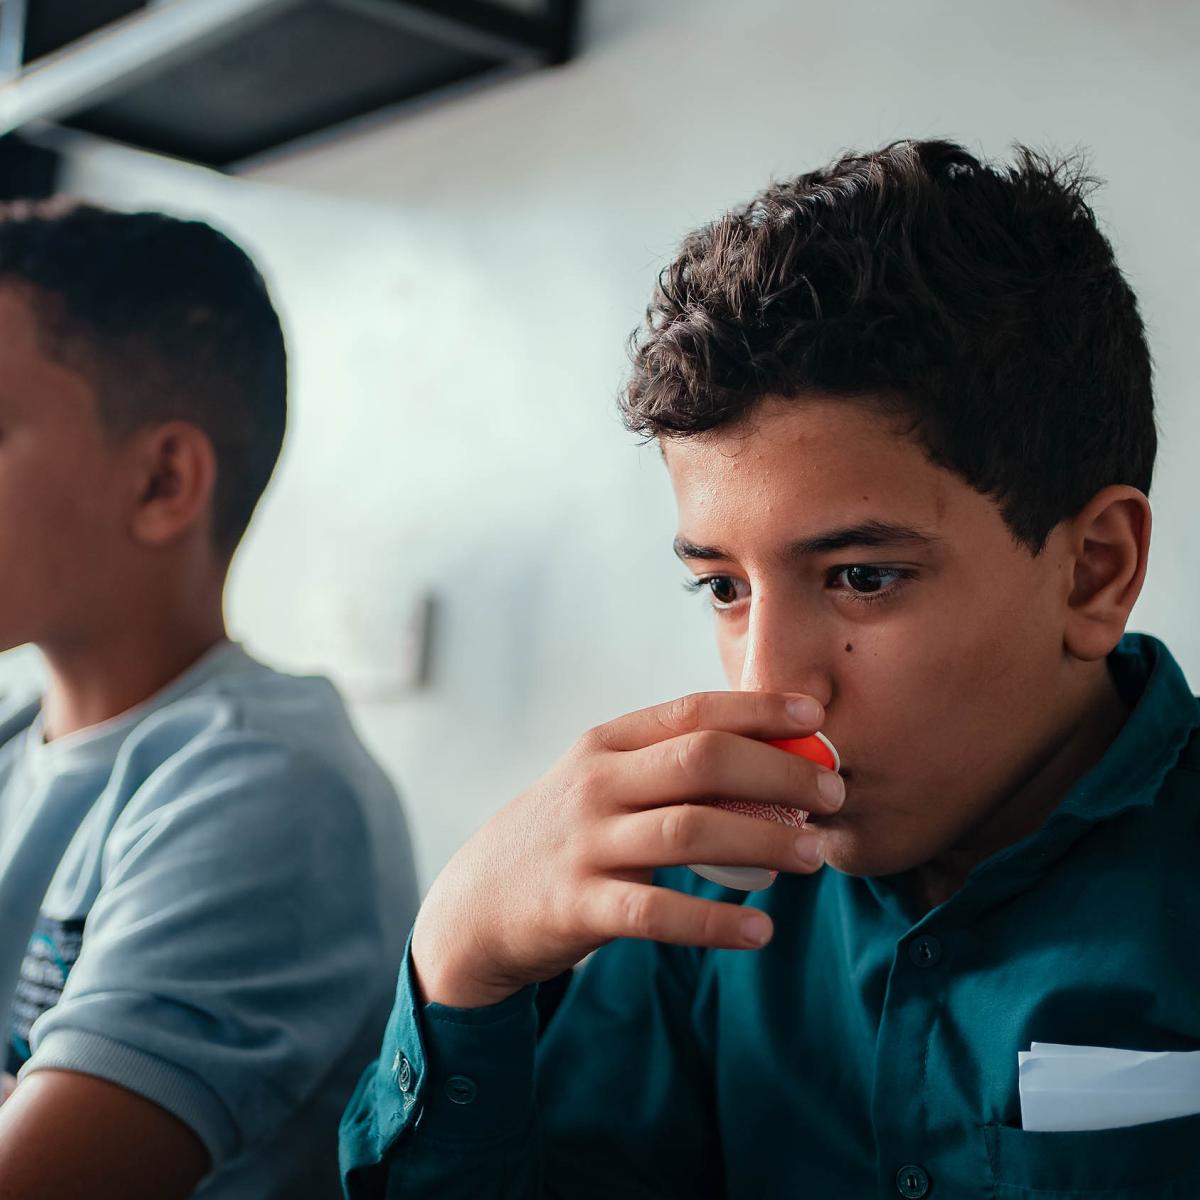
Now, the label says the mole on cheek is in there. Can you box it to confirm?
[845,643,854,652]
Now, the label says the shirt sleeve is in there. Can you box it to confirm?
[341,868,726,1199]
[22,731,389,1169]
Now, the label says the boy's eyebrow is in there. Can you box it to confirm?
[673,521,942,562]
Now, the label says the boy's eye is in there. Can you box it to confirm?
[683,574,747,608]
[843,566,890,594]
[707,576,740,605]
[829,565,913,603]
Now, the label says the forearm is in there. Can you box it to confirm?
[0,1069,208,1200]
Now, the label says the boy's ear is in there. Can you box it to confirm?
[1062,484,1151,662]
[127,422,217,549]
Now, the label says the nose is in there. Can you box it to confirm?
[737,594,833,708]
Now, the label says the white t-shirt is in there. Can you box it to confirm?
[0,642,418,1199]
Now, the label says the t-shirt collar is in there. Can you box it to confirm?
[24,639,252,776]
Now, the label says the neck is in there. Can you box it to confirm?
[909,662,1131,912]
[39,599,227,742]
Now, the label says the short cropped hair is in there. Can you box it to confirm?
[0,201,287,551]
[623,140,1155,552]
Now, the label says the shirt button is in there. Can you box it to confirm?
[896,1163,930,1198]
[393,1052,413,1093]
[908,935,942,967]
[445,1075,478,1105]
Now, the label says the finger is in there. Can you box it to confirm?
[610,729,846,816]
[588,690,823,753]
[595,804,826,873]
[582,878,776,950]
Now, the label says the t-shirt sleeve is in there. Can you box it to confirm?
[21,732,388,1169]
[341,868,726,1200]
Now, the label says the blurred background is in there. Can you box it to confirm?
[1,0,1196,889]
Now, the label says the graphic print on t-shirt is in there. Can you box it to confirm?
[7,914,85,1073]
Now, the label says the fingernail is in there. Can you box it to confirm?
[741,912,772,947]
[794,833,825,868]
[817,770,845,809]
[785,696,822,726]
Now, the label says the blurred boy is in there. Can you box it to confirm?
[0,203,417,1199]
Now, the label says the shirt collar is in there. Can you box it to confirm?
[864,633,1199,925]
[1050,633,1200,825]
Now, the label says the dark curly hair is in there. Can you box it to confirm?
[0,200,286,552]
[622,139,1155,553]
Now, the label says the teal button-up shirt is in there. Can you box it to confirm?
[341,633,1200,1199]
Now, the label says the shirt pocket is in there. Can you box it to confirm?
[983,1112,1200,1198]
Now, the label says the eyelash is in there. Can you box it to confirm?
[683,566,916,610]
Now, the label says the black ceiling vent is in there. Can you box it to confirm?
[0,0,579,170]
[21,1,149,65]
[0,133,61,198]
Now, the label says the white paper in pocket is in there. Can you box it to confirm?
[1018,1041,1200,1132]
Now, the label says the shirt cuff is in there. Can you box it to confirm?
[418,982,539,1147]
[349,933,540,1158]
[20,1027,239,1165]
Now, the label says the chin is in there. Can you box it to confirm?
[816,820,929,879]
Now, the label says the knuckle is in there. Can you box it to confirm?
[697,902,727,946]
[556,811,592,875]
[579,722,614,753]
[571,758,609,807]
[565,885,599,940]
[674,729,723,781]
[659,804,700,856]
[617,887,660,940]
[662,692,705,736]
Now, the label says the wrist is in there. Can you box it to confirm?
[414,959,524,1010]
[410,922,522,1009]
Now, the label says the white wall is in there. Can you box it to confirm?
[59,0,1200,889]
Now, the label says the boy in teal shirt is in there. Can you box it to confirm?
[0,203,417,1198]
[342,141,1198,1198]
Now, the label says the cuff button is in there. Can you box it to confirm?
[394,1052,413,1093]
[445,1075,478,1105]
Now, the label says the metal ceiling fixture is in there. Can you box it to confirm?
[0,0,579,170]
